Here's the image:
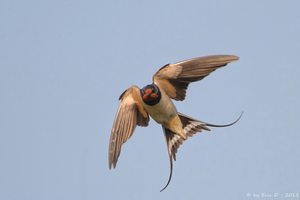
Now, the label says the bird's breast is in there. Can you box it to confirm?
[143,90,177,124]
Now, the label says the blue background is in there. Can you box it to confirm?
[1,0,299,199]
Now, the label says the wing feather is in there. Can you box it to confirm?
[153,55,239,100]
[108,86,149,169]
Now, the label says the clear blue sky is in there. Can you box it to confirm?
[1,0,299,199]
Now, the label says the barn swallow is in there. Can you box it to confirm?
[108,55,241,192]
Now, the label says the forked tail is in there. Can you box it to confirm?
[160,111,243,192]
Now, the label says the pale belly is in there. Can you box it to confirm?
[143,92,178,125]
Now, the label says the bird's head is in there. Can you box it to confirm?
[140,84,161,105]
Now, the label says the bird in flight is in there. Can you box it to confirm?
[108,55,241,192]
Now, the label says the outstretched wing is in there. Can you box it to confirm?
[108,86,149,169]
[153,55,239,101]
